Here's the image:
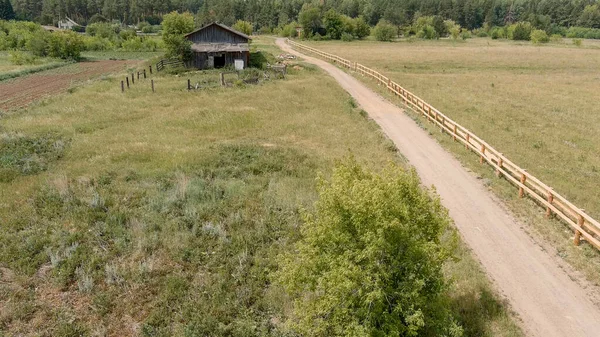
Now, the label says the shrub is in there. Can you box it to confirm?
[275,159,462,337]
[83,36,114,51]
[26,33,48,56]
[373,19,396,42]
[280,22,298,38]
[416,24,438,39]
[9,50,36,65]
[445,20,461,40]
[460,28,472,40]
[530,29,549,44]
[489,26,505,39]
[162,11,195,60]
[232,20,253,36]
[258,26,271,35]
[573,38,583,46]
[47,31,84,60]
[550,34,563,43]
[341,32,354,41]
[353,17,371,39]
[508,21,533,40]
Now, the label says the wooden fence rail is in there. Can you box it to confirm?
[286,39,600,250]
[156,58,185,72]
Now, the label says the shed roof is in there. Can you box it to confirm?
[191,43,250,53]
[184,22,252,40]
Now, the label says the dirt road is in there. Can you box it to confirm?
[276,38,600,337]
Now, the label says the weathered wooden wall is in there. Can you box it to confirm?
[191,51,250,70]
[187,25,249,44]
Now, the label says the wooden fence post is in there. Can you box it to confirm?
[151,79,155,93]
[149,65,153,74]
[220,73,225,86]
[546,190,554,218]
[143,69,147,79]
[465,134,470,149]
[121,81,124,92]
[126,77,130,88]
[519,173,527,198]
[575,214,584,245]
[496,156,503,177]
[480,144,486,164]
[187,79,191,90]
[131,73,135,84]
[137,72,140,80]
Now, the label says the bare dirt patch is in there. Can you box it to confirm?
[0,60,133,111]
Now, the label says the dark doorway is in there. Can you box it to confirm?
[214,55,226,68]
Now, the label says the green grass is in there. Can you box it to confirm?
[0,52,70,81]
[0,37,522,336]
[81,51,164,61]
[298,37,600,286]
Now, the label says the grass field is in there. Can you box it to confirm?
[0,37,521,336]
[298,37,600,284]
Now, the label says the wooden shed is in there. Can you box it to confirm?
[184,22,251,70]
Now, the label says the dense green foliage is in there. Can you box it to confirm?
[0,0,15,20]
[161,11,194,60]
[0,20,84,59]
[232,20,253,36]
[276,159,461,337]
[373,19,396,41]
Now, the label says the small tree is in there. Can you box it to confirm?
[353,16,371,39]
[508,21,532,41]
[0,0,15,20]
[323,9,344,39]
[298,4,321,38]
[162,11,195,61]
[232,20,253,36]
[373,19,396,42]
[276,159,462,337]
[530,29,549,44]
[445,20,461,40]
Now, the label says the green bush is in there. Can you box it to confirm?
[489,26,505,39]
[276,159,462,337]
[82,36,114,51]
[280,21,298,38]
[162,11,195,60]
[508,22,533,40]
[460,28,472,40]
[9,50,37,65]
[530,29,549,44]
[232,20,253,36]
[445,20,461,40]
[341,32,354,41]
[550,34,563,43]
[373,19,396,42]
[47,31,84,60]
[417,24,438,39]
[353,16,371,39]
[573,38,583,46]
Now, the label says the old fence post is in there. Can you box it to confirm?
[126,77,130,88]
[188,79,191,90]
[546,191,554,218]
[121,81,124,92]
[220,73,225,86]
[131,73,135,84]
[480,144,486,164]
[151,79,155,93]
[149,65,153,74]
[137,72,140,80]
[144,69,147,79]
[496,156,503,177]
[465,134,470,150]
[575,214,584,245]
[519,172,527,198]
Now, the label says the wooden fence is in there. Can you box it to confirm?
[286,39,600,250]
[156,58,185,72]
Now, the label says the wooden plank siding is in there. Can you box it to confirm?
[186,24,249,44]
[185,23,251,70]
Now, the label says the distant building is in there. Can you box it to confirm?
[184,22,251,70]
[57,17,80,30]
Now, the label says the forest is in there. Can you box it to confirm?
[2,0,600,32]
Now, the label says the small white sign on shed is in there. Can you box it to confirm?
[234,59,244,71]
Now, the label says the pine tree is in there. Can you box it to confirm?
[1,0,17,20]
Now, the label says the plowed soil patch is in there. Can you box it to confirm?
[0,60,132,111]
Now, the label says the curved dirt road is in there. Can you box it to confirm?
[276,38,600,337]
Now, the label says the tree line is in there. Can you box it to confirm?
[2,0,600,32]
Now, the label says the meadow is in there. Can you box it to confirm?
[299,37,600,283]
[0,37,522,336]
